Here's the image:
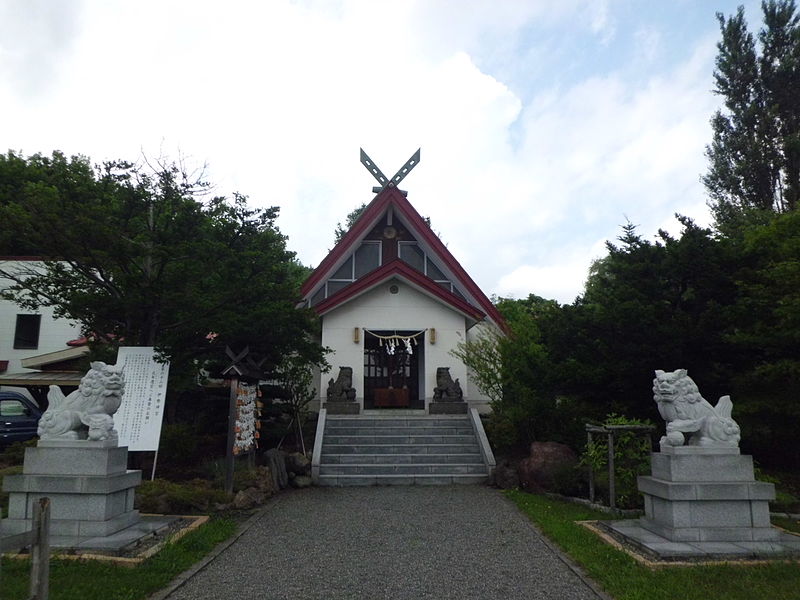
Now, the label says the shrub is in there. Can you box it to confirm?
[580,414,655,509]
[135,478,232,514]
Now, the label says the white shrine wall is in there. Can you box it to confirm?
[317,280,473,411]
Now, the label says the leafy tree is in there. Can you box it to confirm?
[0,151,326,385]
[704,1,800,231]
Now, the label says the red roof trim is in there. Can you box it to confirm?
[301,186,507,331]
[300,192,391,296]
[388,191,507,330]
[314,259,486,321]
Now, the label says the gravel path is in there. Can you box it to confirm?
[164,486,606,600]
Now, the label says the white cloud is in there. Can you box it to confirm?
[0,0,728,304]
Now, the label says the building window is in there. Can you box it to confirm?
[398,242,459,293]
[13,314,41,349]
[310,241,383,306]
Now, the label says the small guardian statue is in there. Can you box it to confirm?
[326,366,357,401]
[433,367,463,402]
[653,369,740,448]
[38,361,125,442]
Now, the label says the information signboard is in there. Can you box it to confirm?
[115,346,169,451]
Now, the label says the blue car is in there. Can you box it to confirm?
[0,391,43,446]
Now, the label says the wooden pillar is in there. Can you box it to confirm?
[607,431,616,510]
[587,430,595,504]
[29,497,51,600]
[225,377,238,495]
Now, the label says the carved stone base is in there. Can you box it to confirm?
[1,442,141,541]
[428,401,468,415]
[600,448,793,560]
[636,449,777,542]
[323,401,360,415]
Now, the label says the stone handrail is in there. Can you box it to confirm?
[469,408,496,470]
[311,408,327,484]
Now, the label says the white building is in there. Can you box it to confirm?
[301,186,505,413]
[0,259,83,400]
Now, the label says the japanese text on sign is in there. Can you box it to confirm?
[116,347,169,451]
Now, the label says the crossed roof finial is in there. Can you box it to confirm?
[360,148,420,197]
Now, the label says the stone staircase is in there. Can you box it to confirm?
[312,412,494,486]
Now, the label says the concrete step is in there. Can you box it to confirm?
[321,453,484,465]
[326,417,470,428]
[325,426,475,436]
[319,464,489,476]
[317,473,489,486]
[322,444,479,455]
[323,434,477,445]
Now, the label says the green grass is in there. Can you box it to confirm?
[773,516,800,535]
[0,518,237,600]
[506,490,800,600]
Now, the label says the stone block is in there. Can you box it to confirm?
[749,482,776,500]
[4,471,141,495]
[750,502,772,528]
[323,401,360,415]
[650,453,754,482]
[22,445,129,477]
[690,500,753,528]
[17,489,131,521]
[649,496,692,528]
[697,527,769,542]
[693,482,753,501]
[638,476,697,500]
[428,402,468,414]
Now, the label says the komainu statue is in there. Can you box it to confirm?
[326,366,356,401]
[653,369,740,448]
[433,367,463,401]
[38,361,125,442]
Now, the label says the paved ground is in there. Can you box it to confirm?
[164,486,606,600]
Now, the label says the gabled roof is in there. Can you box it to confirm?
[302,186,506,330]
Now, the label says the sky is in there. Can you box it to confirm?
[0,0,764,304]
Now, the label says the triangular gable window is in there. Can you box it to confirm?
[398,241,467,299]
[310,241,382,306]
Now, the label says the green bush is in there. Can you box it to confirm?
[580,413,654,509]
[135,478,232,514]
[0,439,36,467]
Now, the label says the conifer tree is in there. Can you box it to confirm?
[704,1,800,231]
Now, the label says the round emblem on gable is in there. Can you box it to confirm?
[383,226,397,239]
[389,284,400,294]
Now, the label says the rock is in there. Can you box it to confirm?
[286,452,311,475]
[492,459,520,489]
[233,486,267,509]
[265,448,289,489]
[254,466,277,496]
[517,441,578,493]
[291,475,312,488]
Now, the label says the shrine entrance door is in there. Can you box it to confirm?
[363,330,424,409]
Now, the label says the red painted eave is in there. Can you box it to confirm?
[300,185,508,332]
[300,190,393,297]
[314,259,486,322]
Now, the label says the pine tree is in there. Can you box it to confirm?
[704,1,800,231]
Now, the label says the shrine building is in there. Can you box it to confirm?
[300,150,505,414]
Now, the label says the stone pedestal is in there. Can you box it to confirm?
[323,401,360,415]
[597,445,800,560]
[1,440,142,539]
[428,401,468,414]
[637,446,777,542]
